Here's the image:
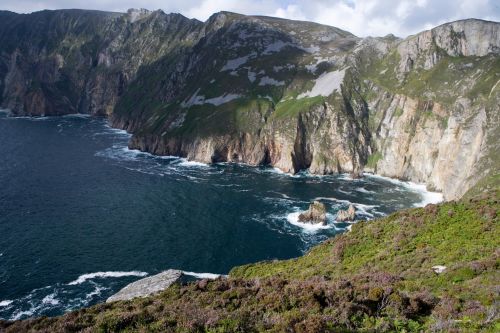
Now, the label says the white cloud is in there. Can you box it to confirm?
[0,0,498,37]
[273,4,306,21]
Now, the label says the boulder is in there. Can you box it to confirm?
[432,265,447,274]
[298,201,327,225]
[336,204,356,222]
[107,269,182,303]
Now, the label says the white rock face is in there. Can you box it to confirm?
[371,93,488,200]
[298,68,347,98]
[397,19,500,73]
[107,270,182,303]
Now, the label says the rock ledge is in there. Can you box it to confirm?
[107,269,183,303]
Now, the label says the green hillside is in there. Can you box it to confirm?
[2,189,497,332]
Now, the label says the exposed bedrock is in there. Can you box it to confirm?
[1,10,498,201]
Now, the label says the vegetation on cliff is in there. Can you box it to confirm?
[1,189,497,332]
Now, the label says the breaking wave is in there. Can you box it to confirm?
[68,271,148,285]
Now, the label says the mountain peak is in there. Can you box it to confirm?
[126,8,154,23]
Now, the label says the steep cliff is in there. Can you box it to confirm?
[358,20,500,199]
[0,9,202,115]
[1,10,498,200]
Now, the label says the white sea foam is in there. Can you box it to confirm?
[85,285,107,300]
[62,113,91,118]
[286,212,333,232]
[105,128,130,136]
[182,271,226,279]
[0,300,13,307]
[353,203,380,218]
[404,183,444,207]
[337,173,363,181]
[41,293,59,306]
[271,167,288,175]
[95,146,142,161]
[337,189,352,195]
[364,173,443,207]
[256,167,293,177]
[12,310,36,321]
[355,187,375,194]
[176,159,210,168]
[268,191,292,199]
[313,197,351,205]
[68,271,148,285]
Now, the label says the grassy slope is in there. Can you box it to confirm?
[1,190,498,333]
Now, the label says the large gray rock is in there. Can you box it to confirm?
[107,269,182,303]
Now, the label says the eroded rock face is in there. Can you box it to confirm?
[298,201,327,225]
[1,12,498,200]
[336,204,356,222]
[107,270,183,303]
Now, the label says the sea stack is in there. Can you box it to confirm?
[298,201,327,225]
[336,204,356,222]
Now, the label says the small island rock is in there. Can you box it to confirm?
[298,201,327,225]
[336,204,356,221]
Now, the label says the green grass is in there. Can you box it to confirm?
[3,190,497,333]
[393,107,404,117]
[366,152,382,169]
[273,96,324,118]
[363,51,500,107]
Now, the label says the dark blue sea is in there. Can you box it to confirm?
[0,112,441,320]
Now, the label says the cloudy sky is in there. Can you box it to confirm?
[1,0,499,37]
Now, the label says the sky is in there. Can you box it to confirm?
[1,0,499,37]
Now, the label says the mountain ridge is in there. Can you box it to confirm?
[0,10,498,200]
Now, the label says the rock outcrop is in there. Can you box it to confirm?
[107,270,183,303]
[298,201,327,225]
[0,10,498,200]
[336,204,356,222]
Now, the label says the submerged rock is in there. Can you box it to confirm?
[298,201,327,225]
[107,269,182,303]
[336,204,356,222]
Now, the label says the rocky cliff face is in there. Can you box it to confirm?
[0,9,202,116]
[1,10,498,200]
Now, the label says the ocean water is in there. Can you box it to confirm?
[0,113,442,320]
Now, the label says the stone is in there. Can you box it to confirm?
[107,269,182,303]
[336,204,356,222]
[432,265,447,274]
[298,201,327,225]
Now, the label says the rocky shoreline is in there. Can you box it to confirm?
[0,11,497,202]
